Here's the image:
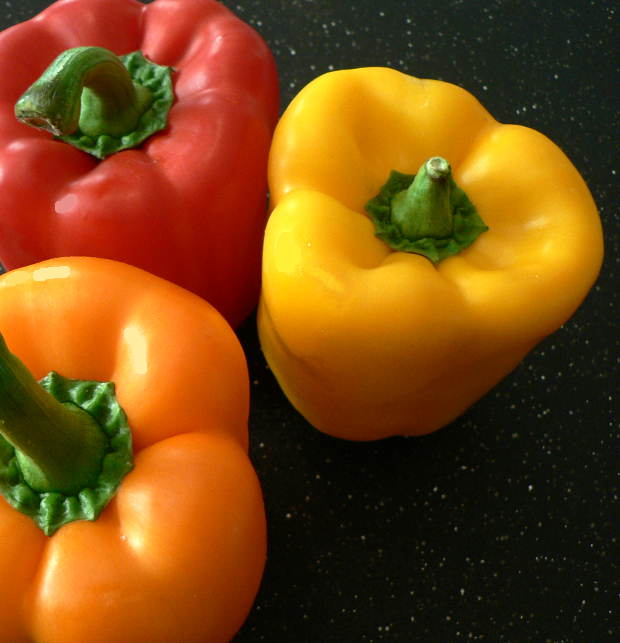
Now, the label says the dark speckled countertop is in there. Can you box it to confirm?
[3,1,619,641]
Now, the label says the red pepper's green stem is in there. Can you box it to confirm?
[365,156,488,263]
[391,156,454,240]
[15,46,152,139]
[0,333,106,495]
[14,47,173,159]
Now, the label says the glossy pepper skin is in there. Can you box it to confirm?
[258,67,604,441]
[0,257,265,643]
[0,0,279,328]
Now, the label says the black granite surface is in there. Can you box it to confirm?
[2,1,618,641]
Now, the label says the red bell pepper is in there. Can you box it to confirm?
[0,0,279,328]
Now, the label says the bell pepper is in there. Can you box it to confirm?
[0,0,279,328]
[0,257,265,642]
[258,67,604,441]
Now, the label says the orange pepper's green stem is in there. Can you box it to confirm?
[0,333,106,495]
[15,46,173,159]
[0,331,133,535]
[366,156,488,263]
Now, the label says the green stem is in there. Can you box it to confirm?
[15,46,152,139]
[391,156,454,240]
[0,334,106,495]
[15,47,174,159]
[365,156,489,263]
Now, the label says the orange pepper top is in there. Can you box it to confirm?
[0,257,265,643]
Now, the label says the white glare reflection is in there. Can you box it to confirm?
[122,325,149,375]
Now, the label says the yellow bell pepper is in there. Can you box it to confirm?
[258,67,604,441]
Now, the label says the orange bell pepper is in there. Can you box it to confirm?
[0,257,265,643]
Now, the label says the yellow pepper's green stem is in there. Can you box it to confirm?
[391,156,454,240]
[0,333,107,495]
[365,156,488,263]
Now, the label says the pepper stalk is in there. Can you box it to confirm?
[365,156,489,263]
[0,332,133,535]
[15,46,174,159]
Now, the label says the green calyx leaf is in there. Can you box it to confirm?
[0,372,133,536]
[365,158,488,263]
